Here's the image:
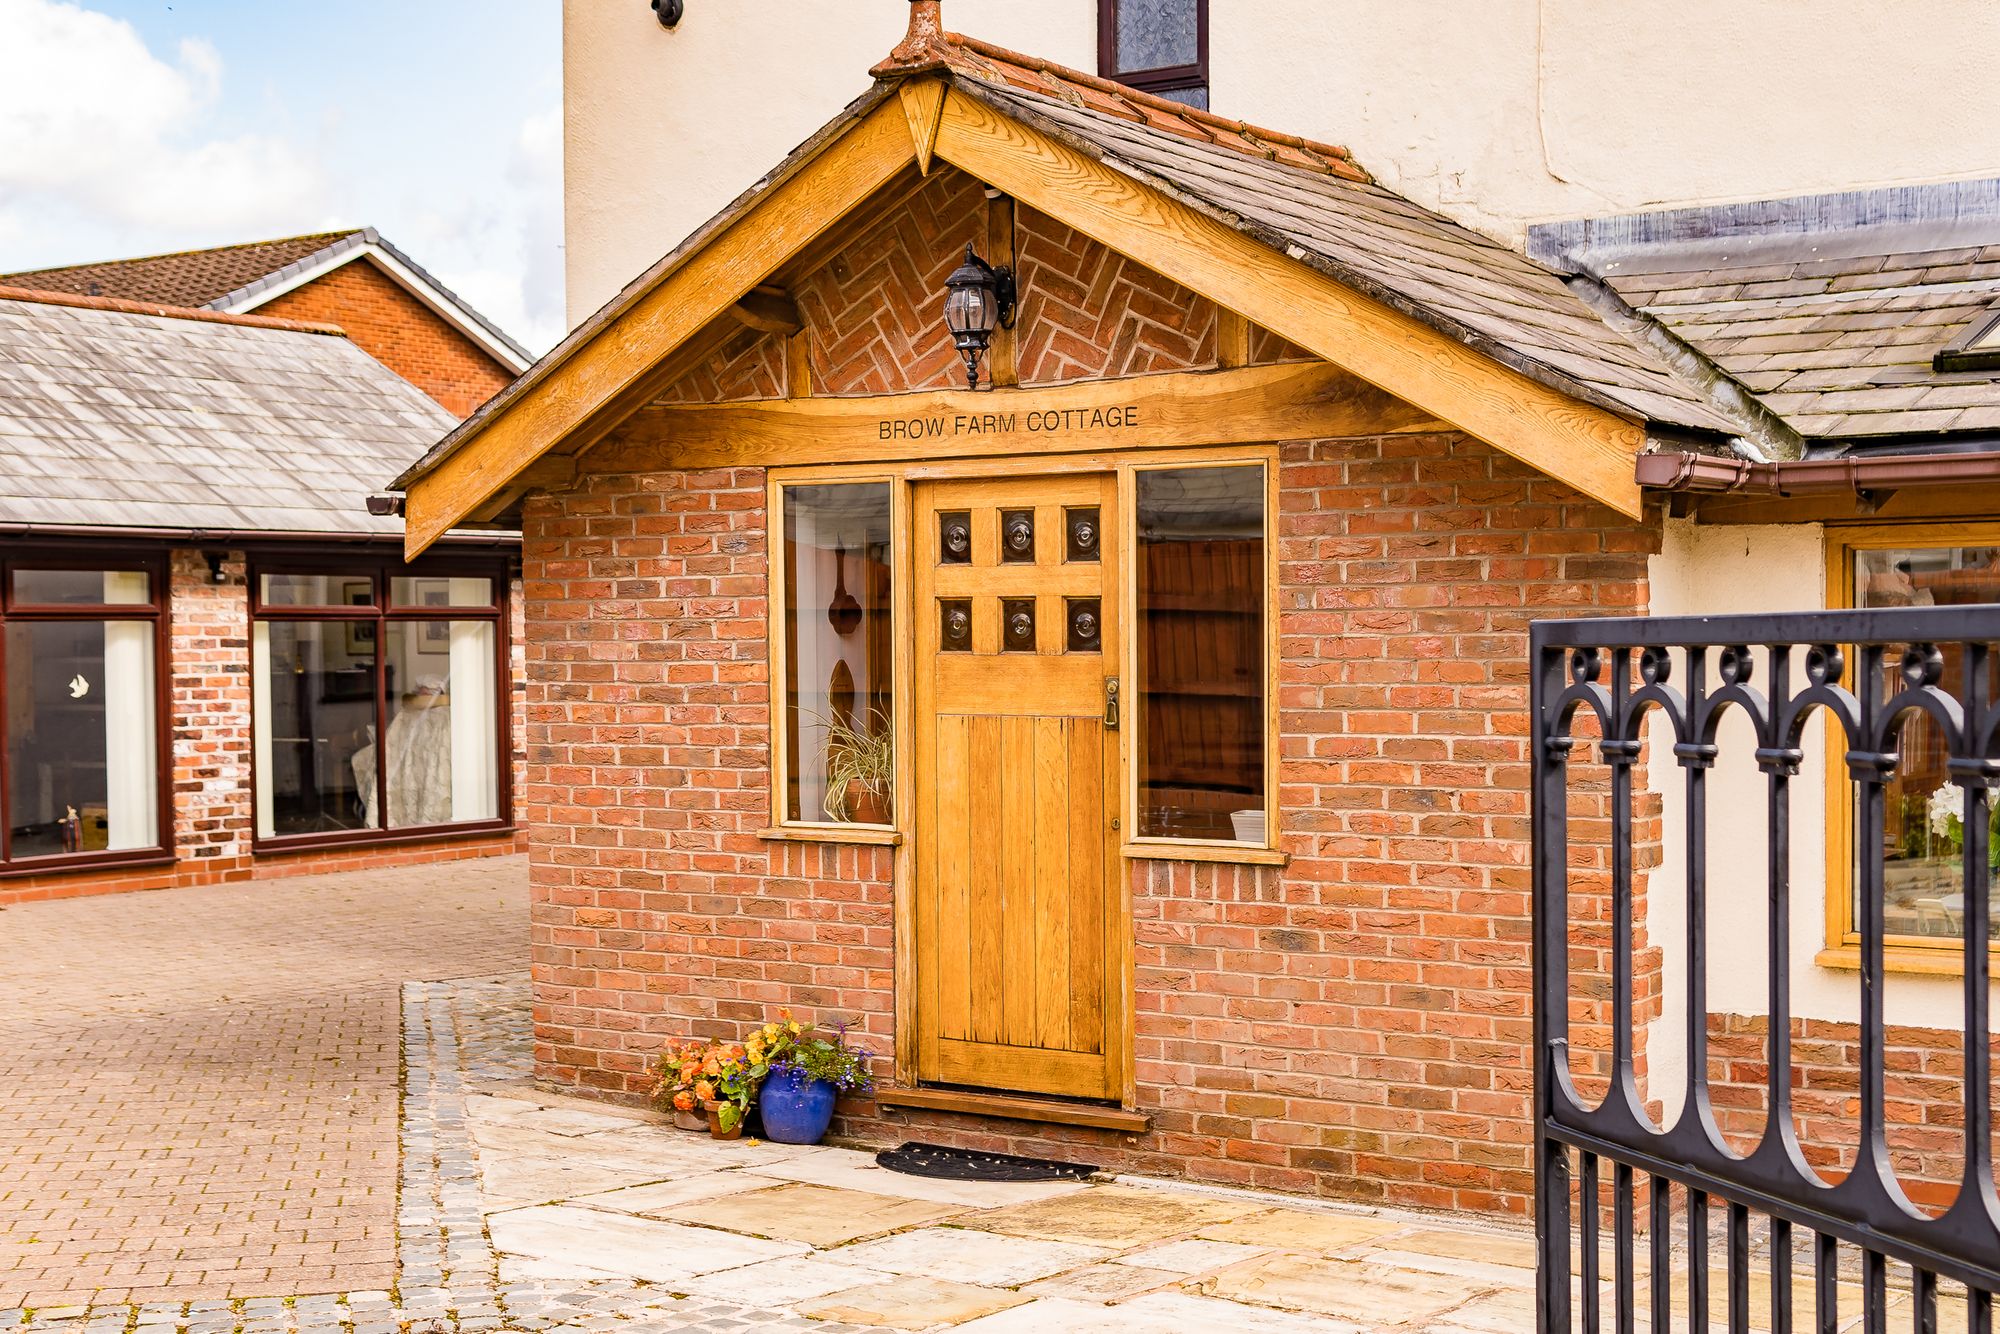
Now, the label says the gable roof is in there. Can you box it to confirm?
[395,2,1806,551]
[0,286,466,537]
[3,228,532,373]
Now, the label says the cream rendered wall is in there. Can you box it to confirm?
[1643,521,1963,1116]
[561,0,1092,325]
[564,0,2000,322]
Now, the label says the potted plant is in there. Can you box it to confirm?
[652,1040,716,1132]
[816,707,893,825]
[701,1041,765,1139]
[758,1021,876,1146]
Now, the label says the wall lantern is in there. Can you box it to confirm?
[943,243,1017,390]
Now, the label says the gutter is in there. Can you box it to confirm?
[0,522,519,548]
[1636,450,2000,497]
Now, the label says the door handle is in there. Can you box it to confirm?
[1104,677,1120,730]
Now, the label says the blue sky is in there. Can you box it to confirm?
[0,0,566,350]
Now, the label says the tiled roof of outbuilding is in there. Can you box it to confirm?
[1593,240,2000,443]
[0,288,456,535]
[1,231,361,310]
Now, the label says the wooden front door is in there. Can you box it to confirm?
[912,474,1125,1101]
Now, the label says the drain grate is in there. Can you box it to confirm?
[875,1141,1099,1182]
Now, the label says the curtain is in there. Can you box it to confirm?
[102,571,155,851]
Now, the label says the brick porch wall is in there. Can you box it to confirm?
[257,261,516,419]
[0,549,528,907]
[518,432,1658,1214]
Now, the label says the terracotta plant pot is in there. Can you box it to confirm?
[671,1107,707,1133]
[846,784,890,826]
[703,1099,745,1140]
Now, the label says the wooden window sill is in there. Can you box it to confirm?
[758,825,902,846]
[875,1084,1150,1133]
[1815,945,1996,978]
[1122,840,1287,867]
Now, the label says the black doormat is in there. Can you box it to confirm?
[875,1141,1099,1182]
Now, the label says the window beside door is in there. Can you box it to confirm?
[1,562,164,868]
[774,481,897,830]
[1099,0,1209,108]
[1132,461,1270,848]
[251,563,506,845]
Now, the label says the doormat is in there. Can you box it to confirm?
[875,1141,1099,1182]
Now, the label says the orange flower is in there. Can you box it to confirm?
[672,1091,695,1112]
[694,1080,715,1102]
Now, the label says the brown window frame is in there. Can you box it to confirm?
[0,550,172,877]
[1098,0,1210,103]
[249,554,513,853]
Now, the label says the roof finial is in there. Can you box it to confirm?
[876,0,950,75]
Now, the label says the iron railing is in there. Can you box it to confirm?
[1532,607,2000,1333]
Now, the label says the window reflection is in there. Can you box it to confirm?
[5,618,157,857]
[1136,464,1265,843]
[783,484,894,825]
[1855,546,2000,940]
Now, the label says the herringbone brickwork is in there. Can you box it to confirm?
[654,325,787,404]
[1014,203,1219,383]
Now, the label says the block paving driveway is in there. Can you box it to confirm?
[0,859,526,1309]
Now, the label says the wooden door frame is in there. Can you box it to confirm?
[769,444,1278,1110]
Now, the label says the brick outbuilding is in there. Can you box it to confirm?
[392,4,2000,1215]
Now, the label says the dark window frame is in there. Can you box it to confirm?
[249,553,513,853]
[1098,0,1210,102]
[0,550,172,877]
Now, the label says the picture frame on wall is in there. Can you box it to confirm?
[342,581,376,656]
[417,582,452,652]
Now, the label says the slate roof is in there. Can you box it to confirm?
[1585,238,2000,445]
[2,232,360,309]
[0,289,457,535]
[951,73,1748,437]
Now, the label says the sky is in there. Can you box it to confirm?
[0,0,567,352]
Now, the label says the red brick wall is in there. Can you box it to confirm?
[0,548,528,907]
[518,430,1658,1214]
[256,260,515,418]
[1706,1012,1987,1215]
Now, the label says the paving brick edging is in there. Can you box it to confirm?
[0,976,831,1334]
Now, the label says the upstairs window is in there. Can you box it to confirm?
[1099,0,1209,109]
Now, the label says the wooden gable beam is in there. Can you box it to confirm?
[730,285,803,336]
[900,78,947,175]
[402,98,918,556]
[930,90,1646,519]
[593,361,1443,473]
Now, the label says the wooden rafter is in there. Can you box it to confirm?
[899,77,948,175]
[930,89,1646,518]
[402,97,917,556]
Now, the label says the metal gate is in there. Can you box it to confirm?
[1532,608,2000,1333]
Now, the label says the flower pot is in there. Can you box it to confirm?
[671,1108,707,1133]
[846,784,890,827]
[703,1099,745,1140]
[757,1066,838,1145]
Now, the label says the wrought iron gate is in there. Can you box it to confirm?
[1532,608,2000,1333]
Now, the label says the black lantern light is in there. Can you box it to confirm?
[942,243,1017,389]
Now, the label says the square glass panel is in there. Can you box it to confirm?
[255,621,379,837]
[1002,598,1037,652]
[1001,510,1036,564]
[5,619,158,857]
[939,511,973,565]
[262,573,378,609]
[940,598,973,653]
[390,575,496,609]
[13,569,151,605]
[1113,0,1200,73]
[1853,545,2000,942]
[378,622,500,828]
[1136,464,1266,843]
[1066,507,1102,563]
[784,484,894,825]
[1067,598,1103,653]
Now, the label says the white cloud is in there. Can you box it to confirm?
[0,0,324,235]
[397,104,567,355]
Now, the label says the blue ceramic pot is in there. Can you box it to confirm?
[758,1066,837,1145]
